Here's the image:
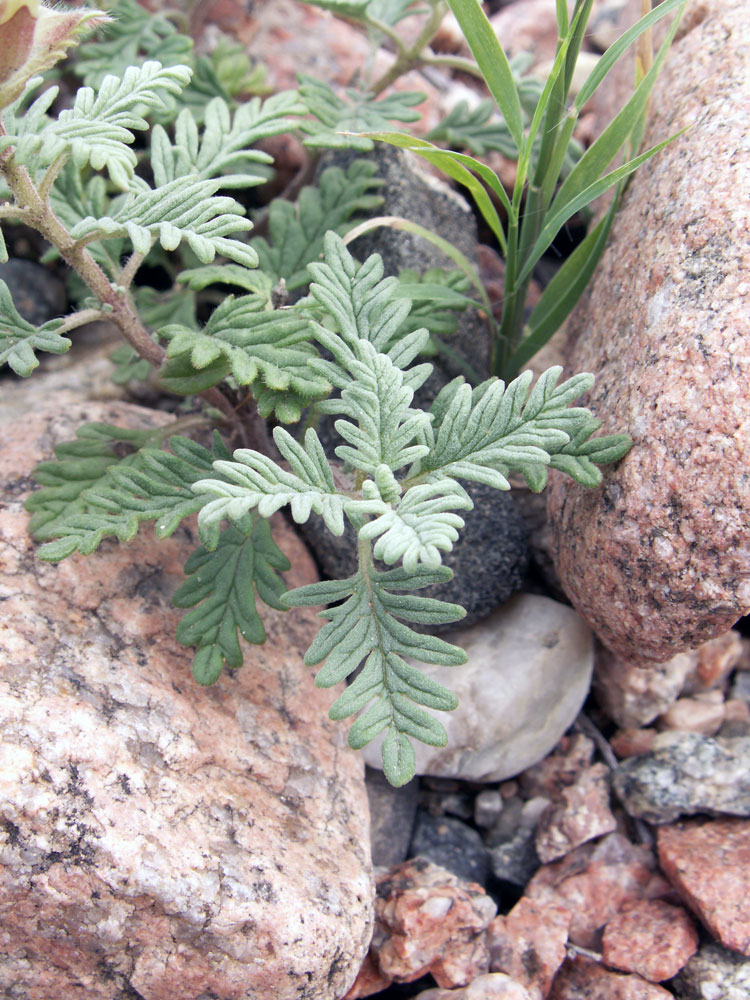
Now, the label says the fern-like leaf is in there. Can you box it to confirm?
[298,75,424,150]
[283,563,466,787]
[173,513,290,684]
[12,62,193,190]
[69,175,256,265]
[195,426,348,541]
[151,91,304,189]
[352,479,472,572]
[71,0,194,90]
[26,429,231,561]
[251,160,383,290]
[157,295,328,418]
[0,280,69,376]
[416,366,629,491]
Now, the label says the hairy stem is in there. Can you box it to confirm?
[55,308,108,334]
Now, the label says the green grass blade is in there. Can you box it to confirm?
[343,214,494,322]
[556,0,569,34]
[540,11,683,230]
[363,130,508,251]
[445,0,524,149]
[503,204,616,376]
[516,129,686,285]
[574,0,687,110]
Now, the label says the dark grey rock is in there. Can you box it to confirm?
[301,477,529,631]
[409,812,491,886]
[671,942,750,1000]
[318,144,491,390]
[366,765,419,869]
[303,146,531,626]
[612,733,750,824]
[0,259,66,326]
[484,796,546,887]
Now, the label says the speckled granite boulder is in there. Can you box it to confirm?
[0,402,373,1000]
[546,0,750,661]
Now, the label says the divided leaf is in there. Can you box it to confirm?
[0,280,69,376]
[283,563,466,787]
[195,426,347,542]
[71,0,194,89]
[173,513,290,684]
[69,175,257,266]
[12,62,193,190]
[251,160,384,290]
[157,295,328,419]
[298,75,424,150]
[151,91,304,189]
[353,479,472,572]
[26,428,231,561]
[417,366,629,492]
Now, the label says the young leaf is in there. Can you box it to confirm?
[26,430,231,561]
[352,479,473,572]
[0,280,69,376]
[298,75,424,150]
[173,513,290,684]
[283,562,466,787]
[251,161,384,290]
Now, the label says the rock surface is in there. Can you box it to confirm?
[487,896,571,998]
[594,631,744,728]
[657,818,750,956]
[547,956,672,999]
[410,814,492,887]
[0,403,373,1000]
[613,733,750,823]
[534,763,617,863]
[347,858,497,995]
[546,0,750,661]
[671,942,750,1000]
[416,973,534,1000]
[362,594,594,782]
[525,833,673,949]
[601,899,698,982]
[366,767,419,869]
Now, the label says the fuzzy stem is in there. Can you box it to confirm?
[2,153,167,368]
[55,308,107,334]
[118,249,147,290]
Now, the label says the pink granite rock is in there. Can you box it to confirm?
[601,899,699,981]
[548,956,673,999]
[487,897,571,998]
[0,403,373,999]
[657,819,750,956]
[546,0,750,662]
[526,833,673,949]
[657,694,725,736]
[594,632,744,728]
[347,859,498,995]
[534,763,618,863]
[518,734,595,800]
[415,973,535,1000]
